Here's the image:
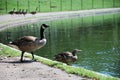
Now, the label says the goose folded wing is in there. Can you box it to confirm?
[57,52,71,59]
[11,36,37,46]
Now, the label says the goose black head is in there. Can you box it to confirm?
[41,24,49,29]
[72,49,82,55]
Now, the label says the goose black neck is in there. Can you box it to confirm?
[40,26,45,40]
[72,51,77,56]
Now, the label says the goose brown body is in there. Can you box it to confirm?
[9,24,49,62]
[12,36,46,52]
[15,9,22,14]
[55,49,81,64]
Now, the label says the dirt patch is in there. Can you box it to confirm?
[0,56,91,80]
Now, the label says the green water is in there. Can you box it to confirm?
[0,13,120,78]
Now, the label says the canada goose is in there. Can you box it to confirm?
[8,8,15,15]
[9,24,49,62]
[22,9,27,16]
[15,9,22,14]
[54,49,82,64]
[30,7,38,15]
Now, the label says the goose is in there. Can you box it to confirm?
[9,24,49,62]
[54,49,82,64]
[15,9,22,15]
[30,7,38,15]
[8,8,15,15]
[22,9,27,16]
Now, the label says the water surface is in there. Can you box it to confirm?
[0,13,120,78]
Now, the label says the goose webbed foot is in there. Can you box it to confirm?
[20,59,23,62]
[32,59,37,62]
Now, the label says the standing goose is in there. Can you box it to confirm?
[15,9,22,15]
[8,8,15,15]
[30,7,38,15]
[54,49,82,64]
[22,9,27,16]
[9,24,49,62]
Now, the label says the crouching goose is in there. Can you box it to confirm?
[54,49,82,64]
[9,24,49,62]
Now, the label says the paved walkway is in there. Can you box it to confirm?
[0,8,120,31]
[0,56,91,80]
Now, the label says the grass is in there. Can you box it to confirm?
[0,43,120,80]
[0,0,120,14]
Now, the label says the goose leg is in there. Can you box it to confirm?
[20,51,25,62]
[31,52,34,60]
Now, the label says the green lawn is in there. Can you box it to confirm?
[0,0,120,14]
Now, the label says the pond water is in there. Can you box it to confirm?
[0,13,120,78]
